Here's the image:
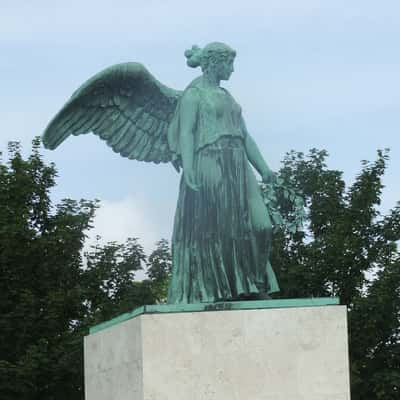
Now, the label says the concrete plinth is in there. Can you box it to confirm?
[84,299,350,400]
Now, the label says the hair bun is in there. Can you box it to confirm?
[184,45,202,68]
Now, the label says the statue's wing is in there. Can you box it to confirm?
[42,62,182,164]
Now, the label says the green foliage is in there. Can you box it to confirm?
[0,139,97,399]
[146,239,172,302]
[0,139,171,400]
[269,148,400,399]
[83,238,147,325]
[1,140,398,399]
[261,178,305,234]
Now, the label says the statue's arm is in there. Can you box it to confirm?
[241,118,274,182]
[179,88,200,190]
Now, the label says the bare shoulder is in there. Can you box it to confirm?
[182,87,201,102]
[180,87,201,112]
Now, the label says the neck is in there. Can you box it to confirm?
[202,70,220,87]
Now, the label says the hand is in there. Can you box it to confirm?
[261,169,275,184]
[184,169,200,191]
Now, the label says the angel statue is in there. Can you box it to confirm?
[42,41,280,304]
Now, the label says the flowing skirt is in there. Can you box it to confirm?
[168,137,279,304]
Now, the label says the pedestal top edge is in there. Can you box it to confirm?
[88,297,340,335]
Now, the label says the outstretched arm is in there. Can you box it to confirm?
[241,118,274,182]
[179,89,200,191]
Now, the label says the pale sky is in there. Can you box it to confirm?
[1,0,399,254]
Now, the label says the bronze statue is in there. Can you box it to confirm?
[42,42,280,304]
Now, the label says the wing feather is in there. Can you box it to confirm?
[54,108,89,134]
[120,126,139,157]
[42,62,182,164]
[90,108,117,134]
[96,112,124,137]
[113,125,139,153]
[69,109,98,134]
[127,127,148,155]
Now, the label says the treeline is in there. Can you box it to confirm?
[0,139,399,399]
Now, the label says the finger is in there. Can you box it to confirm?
[185,177,197,191]
[189,181,200,191]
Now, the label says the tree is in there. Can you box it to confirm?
[0,139,167,399]
[146,238,172,302]
[270,149,400,400]
[0,139,97,399]
[82,237,154,325]
[2,139,398,399]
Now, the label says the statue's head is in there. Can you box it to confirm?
[185,42,236,81]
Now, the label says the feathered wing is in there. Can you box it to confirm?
[42,62,182,164]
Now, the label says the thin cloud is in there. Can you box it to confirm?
[85,196,172,256]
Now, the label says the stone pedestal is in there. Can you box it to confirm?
[84,299,350,400]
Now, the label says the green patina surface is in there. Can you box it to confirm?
[42,42,306,307]
[89,297,339,334]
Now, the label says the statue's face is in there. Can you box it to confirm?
[218,56,235,81]
[206,53,235,81]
